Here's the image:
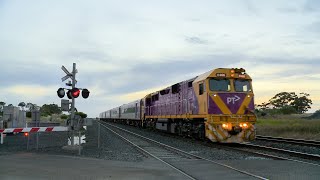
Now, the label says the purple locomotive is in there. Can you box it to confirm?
[100,68,256,143]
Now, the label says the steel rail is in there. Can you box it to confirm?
[239,143,320,166]
[221,144,320,167]
[101,121,268,180]
[255,135,320,147]
[98,121,196,180]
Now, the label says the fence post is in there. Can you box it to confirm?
[27,133,29,150]
[36,132,39,150]
[1,133,3,144]
[98,120,100,149]
[78,131,81,155]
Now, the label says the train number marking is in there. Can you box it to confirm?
[227,95,240,104]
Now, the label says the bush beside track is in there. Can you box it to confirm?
[256,114,320,140]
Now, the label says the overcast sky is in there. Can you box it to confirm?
[1,0,319,117]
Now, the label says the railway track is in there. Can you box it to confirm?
[256,135,320,147]
[98,121,268,180]
[234,143,320,166]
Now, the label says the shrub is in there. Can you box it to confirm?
[306,110,320,119]
[76,112,87,118]
[60,114,69,119]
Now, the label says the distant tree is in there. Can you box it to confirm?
[0,101,5,112]
[279,105,297,115]
[291,93,312,114]
[306,109,320,119]
[26,103,35,111]
[60,114,69,119]
[75,112,87,118]
[257,102,271,111]
[18,102,26,111]
[40,104,62,116]
[26,103,40,112]
[256,92,313,116]
[8,104,13,107]
[269,92,297,109]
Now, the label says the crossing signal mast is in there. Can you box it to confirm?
[57,63,90,146]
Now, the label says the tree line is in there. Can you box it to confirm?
[255,92,313,116]
[0,101,87,119]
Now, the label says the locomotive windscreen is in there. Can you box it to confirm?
[209,79,231,91]
[235,79,252,92]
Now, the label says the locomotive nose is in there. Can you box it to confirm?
[230,125,242,135]
[233,125,242,133]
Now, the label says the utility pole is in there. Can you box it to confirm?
[70,63,76,145]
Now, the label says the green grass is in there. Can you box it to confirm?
[256,114,320,140]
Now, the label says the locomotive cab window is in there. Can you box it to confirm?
[235,79,252,92]
[199,83,204,95]
[209,79,230,91]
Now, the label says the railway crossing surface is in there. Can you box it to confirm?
[1,153,320,180]
[1,121,319,179]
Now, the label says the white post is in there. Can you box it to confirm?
[98,120,100,148]
[78,131,81,155]
[1,133,3,145]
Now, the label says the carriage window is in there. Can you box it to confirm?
[172,83,180,94]
[146,98,151,105]
[152,94,159,101]
[160,89,170,95]
[209,79,230,91]
[235,79,252,92]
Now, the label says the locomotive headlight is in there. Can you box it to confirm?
[222,123,232,131]
[222,123,228,128]
[240,123,249,129]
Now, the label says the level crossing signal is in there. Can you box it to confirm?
[57,88,65,98]
[71,88,80,98]
[82,89,90,99]
[57,88,90,99]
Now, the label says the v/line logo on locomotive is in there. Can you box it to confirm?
[100,68,256,143]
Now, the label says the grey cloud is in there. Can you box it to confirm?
[304,0,320,12]
[0,61,61,87]
[91,54,243,95]
[185,36,208,45]
[63,50,111,63]
[243,0,259,15]
[248,55,320,66]
[307,21,320,35]
[277,7,299,13]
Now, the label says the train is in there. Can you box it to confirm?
[99,68,256,143]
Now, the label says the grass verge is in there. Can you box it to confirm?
[256,115,320,140]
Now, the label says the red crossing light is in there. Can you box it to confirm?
[24,132,29,136]
[71,88,80,98]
